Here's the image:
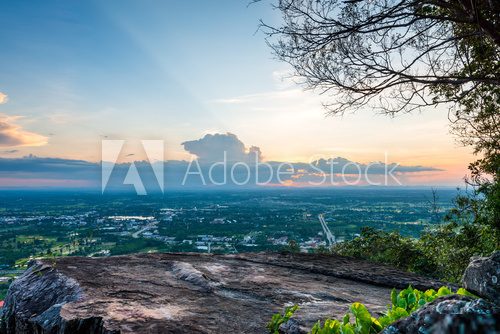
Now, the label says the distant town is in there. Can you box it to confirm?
[0,188,456,298]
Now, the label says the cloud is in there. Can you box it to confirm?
[182,133,261,162]
[297,157,440,175]
[0,115,48,147]
[0,134,443,189]
[1,149,19,154]
[0,154,442,190]
[0,155,99,176]
[209,87,326,116]
[0,92,7,104]
[211,70,302,105]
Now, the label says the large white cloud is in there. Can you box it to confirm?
[182,133,261,163]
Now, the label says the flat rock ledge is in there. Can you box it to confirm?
[0,252,449,334]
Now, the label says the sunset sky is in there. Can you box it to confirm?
[0,0,475,187]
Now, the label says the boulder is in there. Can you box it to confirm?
[381,294,500,334]
[0,260,87,334]
[463,251,500,304]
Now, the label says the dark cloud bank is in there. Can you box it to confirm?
[0,133,441,191]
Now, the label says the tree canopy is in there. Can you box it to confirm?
[263,0,500,115]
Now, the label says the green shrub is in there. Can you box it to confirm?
[310,302,383,334]
[332,221,497,282]
[268,285,476,334]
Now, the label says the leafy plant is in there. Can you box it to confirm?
[378,285,477,327]
[267,305,299,334]
[310,315,356,334]
[268,286,476,334]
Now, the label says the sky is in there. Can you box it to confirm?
[0,0,476,188]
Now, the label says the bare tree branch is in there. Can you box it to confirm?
[261,0,500,115]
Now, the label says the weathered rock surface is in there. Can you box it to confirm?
[463,251,500,304]
[381,294,500,334]
[1,252,449,334]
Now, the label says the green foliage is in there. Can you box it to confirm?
[269,286,476,334]
[417,220,497,281]
[267,305,299,334]
[332,216,498,282]
[331,227,435,276]
[377,285,477,328]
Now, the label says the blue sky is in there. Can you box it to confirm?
[0,0,475,186]
[0,1,284,158]
[0,1,277,135]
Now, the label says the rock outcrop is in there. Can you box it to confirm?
[0,253,450,334]
[463,251,500,304]
[381,294,500,334]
